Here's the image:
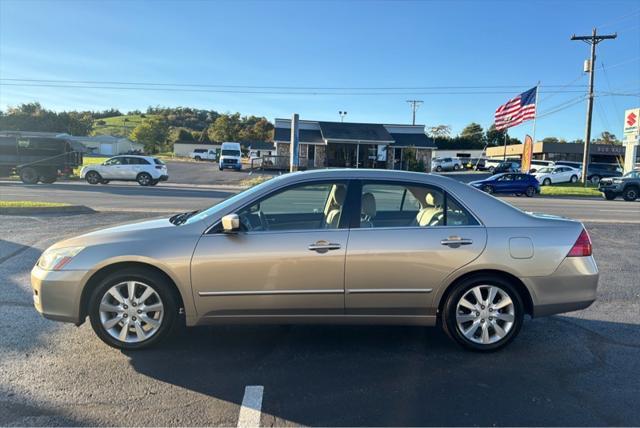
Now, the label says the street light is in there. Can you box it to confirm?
[338,111,347,122]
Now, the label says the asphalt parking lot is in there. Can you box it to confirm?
[1,190,639,425]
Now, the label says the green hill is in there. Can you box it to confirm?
[92,114,159,138]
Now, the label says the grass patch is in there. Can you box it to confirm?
[73,156,109,176]
[240,175,272,187]
[0,200,71,208]
[92,114,159,138]
[540,183,601,197]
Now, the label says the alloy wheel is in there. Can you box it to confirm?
[99,281,164,343]
[455,285,515,345]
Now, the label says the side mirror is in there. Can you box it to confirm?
[221,214,240,233]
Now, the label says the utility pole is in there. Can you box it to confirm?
[406,100,423,125]
[571,28,616,185]
[338,111,347,122]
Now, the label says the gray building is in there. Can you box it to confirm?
[273,118,435,171]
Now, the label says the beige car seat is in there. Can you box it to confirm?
[360,192,377,228]
[325,185,347,228]
[415,192,444,226]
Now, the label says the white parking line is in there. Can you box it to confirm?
[237,385,264,428]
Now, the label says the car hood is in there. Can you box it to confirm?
[468,180,488,186]
[48,217,181,250]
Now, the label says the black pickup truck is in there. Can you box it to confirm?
[0,134,82,184]
[599,170,640,201]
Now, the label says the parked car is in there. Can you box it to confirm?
[32,169,598,352]
[80,155,168,186]
[492,161,521,174]
[0,133,82,184]
[219,142,242,171]
[484,158,504,173]
[533,165,581,185]
[553,161,622,183]
[190,148,217,161]
[432,157,463,172]
[528,160,555,173]
[469,173,539,197]
[598,170,640,201]
[464,158,486,170]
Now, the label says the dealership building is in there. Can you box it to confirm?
[486,141,626,164]
[272,118,435,170]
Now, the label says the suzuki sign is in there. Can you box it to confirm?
[624,108,639,143]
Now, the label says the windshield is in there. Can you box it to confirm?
[537,167,553,173]
[182,176,279,225]
[487,174,504,180]
[222,149,240,156]
[623,171,639,178]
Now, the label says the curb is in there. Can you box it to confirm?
[1,205,96,216]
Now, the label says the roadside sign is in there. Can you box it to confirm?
[521,135,533,172]
[624,108,639,140]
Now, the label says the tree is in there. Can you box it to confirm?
[485,124,506,146]
[596,131,619,144]
[428,125,451,138]
[542,137,560,144]
[130,119,169,153]
[460,123,485,145]
[209,113,242,142]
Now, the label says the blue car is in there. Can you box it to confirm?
[469,173,539,197]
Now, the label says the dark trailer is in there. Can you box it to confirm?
[0,133,83,184]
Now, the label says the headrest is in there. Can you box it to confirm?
[361,192,376,218]
[426,192,443,207]
[332,186,347,205]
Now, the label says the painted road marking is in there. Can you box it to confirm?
[237,385,264,428]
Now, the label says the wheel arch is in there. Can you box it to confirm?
[78,261,186,325]
[436,269,534,318]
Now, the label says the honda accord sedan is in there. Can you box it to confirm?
[31,169,598,351]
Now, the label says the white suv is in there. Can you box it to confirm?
[81,155,169,186]
[432,157,463,172]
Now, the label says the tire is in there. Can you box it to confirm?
[435,166,442,172]
[136,172,152,186]
[482,185,494,194]
[488,167,495,174]
[219,167,223,171]
[543,178,551,186]
[88,268,178,350]
[194,156,202,161]
[149,179,159,186]
[100,179,110,184]
[603,191,616,201]
[441,274,524,352]
[570,175,578,183]
[19,167,39,184]
[623,186,639,202]
[525,186,535,197]
[39,174,57,184]
[453,164,460,171]
[85,171,102,185]
[590,175,601,184]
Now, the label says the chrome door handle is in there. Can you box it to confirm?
[441,237,473,248]
[308,241,341,253]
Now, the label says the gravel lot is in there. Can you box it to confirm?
[0,211,639,426]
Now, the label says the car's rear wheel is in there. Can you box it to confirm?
[603,191,616,200]
[543,178,551,186]
[85,171,101,185]
[136,172,152,186]
[525,186,535,197]
[623,186,638,201]
[194,156,202,161]
[453,164,460,171]
[88,269,177,350]
[19,167,39,184]
[482,185,494,194]
[442,276,524,352]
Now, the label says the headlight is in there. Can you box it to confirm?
[37,246,84,271]
[612,179,622,184]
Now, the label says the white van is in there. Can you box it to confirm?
[219,142,242,171]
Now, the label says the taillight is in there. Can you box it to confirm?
[567,229,592,257]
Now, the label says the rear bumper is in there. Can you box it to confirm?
[523,256,599,318]
[31,265,88,324]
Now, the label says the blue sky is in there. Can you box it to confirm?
[0,0,638,142]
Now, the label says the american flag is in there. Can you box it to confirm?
[494,87,537,130]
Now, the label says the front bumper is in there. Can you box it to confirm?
[598,183,622,193]
[524,256,599,317]
[31,265,88,324]
[159,174,169,181]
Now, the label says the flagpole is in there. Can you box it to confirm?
[531,82,540,146]
[503,129,508,161]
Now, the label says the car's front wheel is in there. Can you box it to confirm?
[525,186,536,197]
[603,191,616,200]
[543,178,551,186]
[442,275,524,352]
[570,175,578,183]
[88,269,177,349]
[435,166,442,172]
[482,185,494,194]
[85,171,102,185]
